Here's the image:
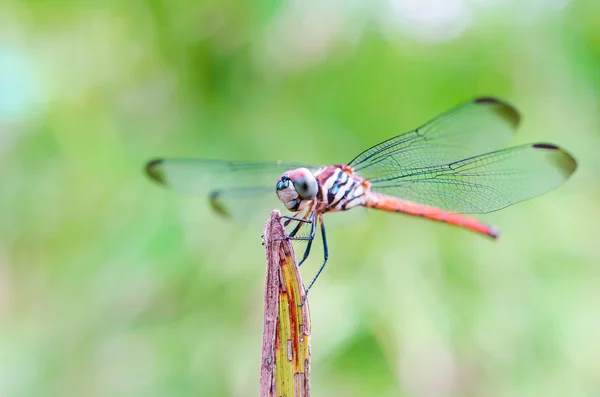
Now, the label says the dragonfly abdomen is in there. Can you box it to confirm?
[364,192,499,238]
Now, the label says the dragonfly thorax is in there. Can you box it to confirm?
[276,168,318,212]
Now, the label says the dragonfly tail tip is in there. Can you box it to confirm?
[489,226,500,239]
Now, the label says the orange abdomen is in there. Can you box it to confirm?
[365,192,499,239]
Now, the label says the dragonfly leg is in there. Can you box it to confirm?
[280,215,312,227]
[301,214,329,304]
[286,210,316,241]
[279,213,312,237]
[297,213,317,267]
[297,239,313,267]
[274,210,316,241]
[288,217,307,238]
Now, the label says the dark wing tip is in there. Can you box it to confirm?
[474,96,499,104]
[145,158,166,184]
[209,190,231,217]
[532,143,578,178]
[532,143,559,150]
[473,96,520,129]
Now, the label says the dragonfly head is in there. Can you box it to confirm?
[276,168,318,212]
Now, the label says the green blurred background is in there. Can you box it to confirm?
[1,1,599,396]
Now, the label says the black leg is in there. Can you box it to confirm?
[285,210,316,241]
[280,214,312,238]
[297,239,313,267]
[280,215,312,226]
[288,218,306,238]
[274,212,313,242]
[297,213,317,267]
[302,215,329,302]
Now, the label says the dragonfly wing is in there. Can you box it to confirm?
[349,97,520,179]
[146,158,313,217]
[207,186,276,218]
[369,143,577,214]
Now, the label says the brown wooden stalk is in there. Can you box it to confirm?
[260,210,311,397]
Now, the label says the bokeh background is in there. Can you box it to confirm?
[1,1,599,396]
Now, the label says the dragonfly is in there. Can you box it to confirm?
[146,97,577,294]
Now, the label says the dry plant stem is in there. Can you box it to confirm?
[260,210,311,397]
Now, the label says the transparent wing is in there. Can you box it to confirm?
[349,97,520,178]
[145,158,313,217]
[368,143,577,214]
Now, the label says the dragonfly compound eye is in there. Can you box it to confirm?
[291,168,318,200]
